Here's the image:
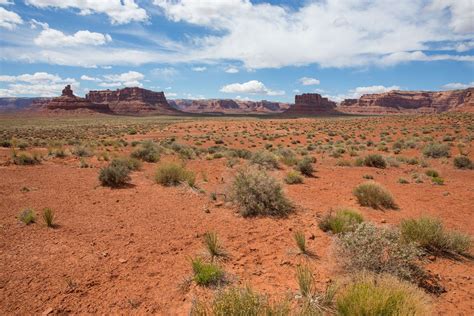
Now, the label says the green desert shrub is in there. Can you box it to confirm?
[431,176,444,185]
[72,145,93,157]
[353,182,397,210]
[422,143,450,158]
[296,265,314,298]
[425,169,439,178]
[295,157,314,176]
[400,217,471,255]
[98,163,131,187]
[250,150,279,170]
[453,156,472,169]
[363,154,387,168]
[337,223,421,281]
[19,209,36,225]
[42,208,55,228]
[110,157,142,171]
[294,231,307,254]
[131,140,161,162]
[284,170,303,184]
[277,148,298,166]
[336,273,430,316]
[190,287,289,316]
[155,162,195,187]
[13,152,41,165]
[319,208,364,234]
[191,258,224,286]
[204,232,226,259]
[230,167,293,217]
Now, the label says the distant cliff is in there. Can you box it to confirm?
[338,88,474,114]
[169,99,289,114]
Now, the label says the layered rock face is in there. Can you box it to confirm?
[86,87,180,115]
[44,85,111,112]
[169,99,289,114]
[283,93,337,116]
[338,88,474,114]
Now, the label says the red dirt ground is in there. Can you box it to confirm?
[1,115,473,315]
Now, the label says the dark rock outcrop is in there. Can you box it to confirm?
[338,88,474,114]
[282,93,338,116]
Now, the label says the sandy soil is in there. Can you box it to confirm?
[0,115,473,315]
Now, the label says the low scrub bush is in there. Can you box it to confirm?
[19,209,36,225]
[425,169,439,178]
[295,157,314,176]
[423,143,450,158]
[250,150,279,170]
[190,287,289,316]
[294,231,307,254]
[99,163,131,187]
[204,232,226,259]
[131,140,161,162]
[13,152,41,165]
[155,162,195,187]
[453,156,472,169]
[296,265,314,297]
[400,217,471,255]
[336,273,430,316]
[363,154,387,168]
[353,182,397,210]
[230,167,293,217]
[110,157,142,171]
[42,208,55,228]
[191,258,224,286]
[72,145,93,157]
[284,170,303,184]
[319,208,364,234]
[337,223,421,281]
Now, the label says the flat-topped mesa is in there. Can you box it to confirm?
[338,88,474,114]
[44,85,111,112]
[283,93,338,116]
[86,87,180,115]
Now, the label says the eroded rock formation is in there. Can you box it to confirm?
[338,88,474,114]
[44,85,111,112]
[40,86,181,115]
[169,99,289,114]
[86,87,180,115]
[282,93,338,116]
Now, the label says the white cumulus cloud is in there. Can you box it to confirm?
[299,77,320,86]
[100,71,145,87]
[191,66,206,72]
[326,85,401,102]
[0,72,79,97]
[220,80,285,96]
[25,0,148,24]
[34,27,112,47]
[441,82,474,90]
[0,7,22,30]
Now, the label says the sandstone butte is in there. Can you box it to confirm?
[41,85,181,115]
[282,93,338,116]
[338,88,474,114]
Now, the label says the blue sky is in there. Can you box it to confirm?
[0,0,473,102]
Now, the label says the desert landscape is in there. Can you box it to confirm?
[1,84,473,314]
[1,0,473,315]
